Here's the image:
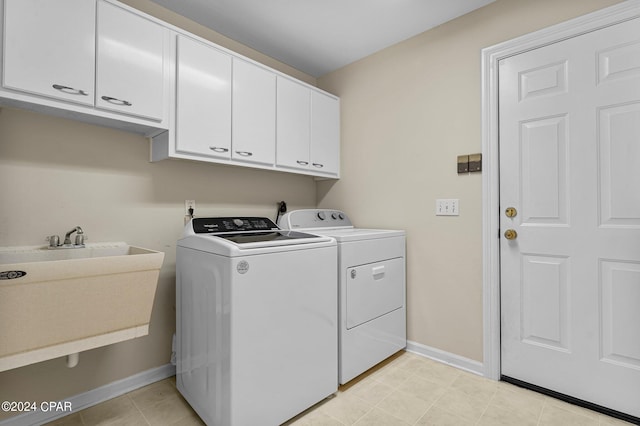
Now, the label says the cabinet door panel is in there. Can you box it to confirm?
[96,1,164,121]
[3,0,95,105]
[175,35,232,158]
[276,77,310,169]
[232,59,275,165]
[311,92,340,175]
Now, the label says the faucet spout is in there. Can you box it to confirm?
[63,226,84,245]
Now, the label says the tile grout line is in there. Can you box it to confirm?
[353,356,422,425]
[373,387,425,425]
[411,366,461,425]
[351,390,385,425]
[419,372,462,424]
[536,400,549,426]
[411,393,441,426]
[321,406,350,426]
[384,362,424,425]
[128,394,152,426]
[473,383,499,426]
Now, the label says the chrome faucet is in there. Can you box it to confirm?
[47,226,86,249]
[64,226,84,246]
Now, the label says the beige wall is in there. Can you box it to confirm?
[316,0,624,361]
[0,2,317,419]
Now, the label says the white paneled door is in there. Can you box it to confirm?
[499,17,640,418]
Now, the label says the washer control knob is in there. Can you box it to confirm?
[317,211,326,220]
[339,213,345,220]
[233,218,244,227]
[331,212,338,220]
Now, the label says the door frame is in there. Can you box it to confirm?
[481,0,640,380]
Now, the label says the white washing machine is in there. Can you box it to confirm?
[176,217,337,426]
[279,209,406,384]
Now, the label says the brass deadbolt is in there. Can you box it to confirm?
[504,229,518,240]
[505,207,517,218]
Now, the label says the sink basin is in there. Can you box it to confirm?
[0,242,164,372]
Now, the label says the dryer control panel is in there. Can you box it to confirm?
[279,209,353,229]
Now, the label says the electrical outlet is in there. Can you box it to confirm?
[185,200,195,215]
[436,199,459,216]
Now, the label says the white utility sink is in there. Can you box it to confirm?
[0,242,164,372]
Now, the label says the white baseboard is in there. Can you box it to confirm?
[0,363,176,426]
[406,340,485,377]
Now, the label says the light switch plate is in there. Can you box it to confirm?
[436,199,459,216]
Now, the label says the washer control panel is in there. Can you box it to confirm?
[192,217,278,234]
[280,209,352,229]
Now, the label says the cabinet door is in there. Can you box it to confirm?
[276,77,310,169]
[232,59,276,165]
[3,0,95,105]
[95,1,165,121]
[311,91,340,175]
[175,35,232,158]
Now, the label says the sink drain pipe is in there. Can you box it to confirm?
[66,353,79,368]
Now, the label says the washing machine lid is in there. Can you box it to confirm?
[180,217,334,254]
[215,230,318,245]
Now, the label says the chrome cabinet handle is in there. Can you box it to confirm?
[235,151,253,157]
[312,163,324,168]
[209,147,229,153]
[52,84,88,96]
[101,96,132,106]
[296,160,309,166]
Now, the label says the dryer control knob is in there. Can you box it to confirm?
[317,211,326,220]
[233,218,244,227]
[331,212,338,220]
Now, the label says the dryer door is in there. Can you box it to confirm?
[346,257,404,329]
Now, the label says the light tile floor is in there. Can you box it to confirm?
[45,351,635,426]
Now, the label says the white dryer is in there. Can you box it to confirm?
[279,209,406,384]
[176,217,337,426]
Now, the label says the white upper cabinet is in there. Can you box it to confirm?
[276,77,311,170]
[232,58,276,165]
[95,1,165,121]
[175,35,232,159]
[2,0,338,177]
[2,0,96,106]
[311,91,340,175]
[1,0,169,132]
[276,76,340,176]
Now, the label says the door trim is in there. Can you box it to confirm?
[481,0,640,380]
